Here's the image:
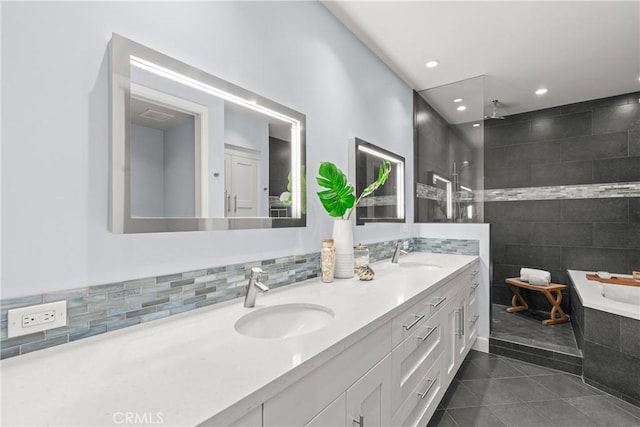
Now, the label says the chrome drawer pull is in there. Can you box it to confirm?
[456,308,464,337]
[417,326,437,341]
[430,297,447,307]
[353,415,364,426]
[403,314,425,331]
[471,270,479,277]
[471,282,480,290]
[418,378,436,399]
[471,315,480,325]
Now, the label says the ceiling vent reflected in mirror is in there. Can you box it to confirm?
[139,109,175,122]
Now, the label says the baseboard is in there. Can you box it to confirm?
[472,336,489,353]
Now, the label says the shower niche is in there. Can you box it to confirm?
[414,76,485,223]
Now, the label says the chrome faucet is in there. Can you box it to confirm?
[391,241,409,263]
[243,267,269,308]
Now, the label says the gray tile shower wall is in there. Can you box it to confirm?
[0,237,480,360]
[485,92,640,314]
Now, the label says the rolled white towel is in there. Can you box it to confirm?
[520,268,551,285]
[528,274,550,286]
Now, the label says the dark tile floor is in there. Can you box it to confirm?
[428,350,640,427]
[491,303,580,356]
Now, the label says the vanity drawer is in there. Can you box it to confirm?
[392,287,456,349]
[463,260,480,286]
[467,281,480,347]
[391,298,432,348]
[392,353,444,427]
[391,310,444,414]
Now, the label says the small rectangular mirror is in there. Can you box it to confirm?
[109,34,306,233]
[349,137,405,226]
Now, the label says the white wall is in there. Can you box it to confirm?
[414,224,491,346]
[1,1,413,299]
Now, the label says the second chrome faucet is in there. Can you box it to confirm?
[391,241,409,263]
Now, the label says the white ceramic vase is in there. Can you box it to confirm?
[332,218,354,279]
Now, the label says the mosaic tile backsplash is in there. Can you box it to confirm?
[0,237,479,360]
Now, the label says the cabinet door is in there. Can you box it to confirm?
[454,289,467,363]
[346,355,392,427]
[228,405,262,427]
[443,288,467,385]
[305,394,346,427]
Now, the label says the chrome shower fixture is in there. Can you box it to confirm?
[485,100,505,120]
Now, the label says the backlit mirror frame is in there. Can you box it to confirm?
[349,137,406,226]
[109,34,306,233]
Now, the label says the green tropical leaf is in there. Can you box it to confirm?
[316,162,355,218]
[347,160,392,220]
[361,160,392,198]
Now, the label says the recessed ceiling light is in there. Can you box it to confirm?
[472,123,480,127]
[457,105,467,111]
[535,88,548,95]
[453,98,463,103]
[426,60,439,68]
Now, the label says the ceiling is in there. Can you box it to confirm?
[322,1,640,120]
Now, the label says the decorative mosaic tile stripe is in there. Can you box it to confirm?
[413,237,479,256]
[477,181,640,202]
[358,195,397,207]
[416,183,446,201]
[0,237,477,360]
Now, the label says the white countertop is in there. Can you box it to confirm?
[568,270,640,320]
[1,253,477,427]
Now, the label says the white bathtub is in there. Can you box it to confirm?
[568,270,640,320]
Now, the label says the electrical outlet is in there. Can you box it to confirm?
[8,301,67,338]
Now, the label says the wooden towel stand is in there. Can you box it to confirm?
[505,278,568,326]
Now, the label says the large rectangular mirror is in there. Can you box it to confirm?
[349,137,405,226]
[109,34,306,233]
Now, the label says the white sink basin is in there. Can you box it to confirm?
[396,262,442,270]
[235,303,335,339]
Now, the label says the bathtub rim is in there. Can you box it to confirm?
[568,270,640,321]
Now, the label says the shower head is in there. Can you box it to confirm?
[453,160,470,174]
[484,100,505,120]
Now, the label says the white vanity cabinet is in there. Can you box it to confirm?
[251,259,481,427]
[263,323,392,427]
[303,355,392,427]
